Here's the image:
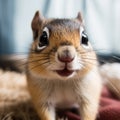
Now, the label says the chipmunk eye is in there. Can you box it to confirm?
[37,27,49,50]
[81,31,88,46]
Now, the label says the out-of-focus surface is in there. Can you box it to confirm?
[0,63,120,120]
[0,0,120,55]
[0,69,37,120]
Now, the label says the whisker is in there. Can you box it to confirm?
[79,59,98,67]
[82,57,107,64]
[11,57,28,62]
[77,48,109,55]
[30,61,50,70]
[77,50,93,55]
[80,53,108,64]
[17,57,50,66]
[81,57,98,61]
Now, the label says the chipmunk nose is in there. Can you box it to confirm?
[58,49,75,63]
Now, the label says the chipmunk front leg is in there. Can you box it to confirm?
[35,103,56,120]
[79,99,99,120]
[77,77,101,120]
[27,76,56,120]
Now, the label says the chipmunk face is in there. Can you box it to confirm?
[28,11,97,80]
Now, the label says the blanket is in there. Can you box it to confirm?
[58,86,120,120]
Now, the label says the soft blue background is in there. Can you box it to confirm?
[0,0,120,55]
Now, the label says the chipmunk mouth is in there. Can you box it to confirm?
[56,68,74,77]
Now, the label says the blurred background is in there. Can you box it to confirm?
[0,0,120,71]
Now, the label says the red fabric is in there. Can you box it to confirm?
[58,86,120,120]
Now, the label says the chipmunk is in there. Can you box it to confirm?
[26,11,102,120]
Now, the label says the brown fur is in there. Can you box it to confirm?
[27,11,102,120]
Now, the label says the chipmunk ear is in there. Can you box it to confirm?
[76,12,84,24]
[31,11,45,39]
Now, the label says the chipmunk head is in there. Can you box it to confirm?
[28,11,97,80]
